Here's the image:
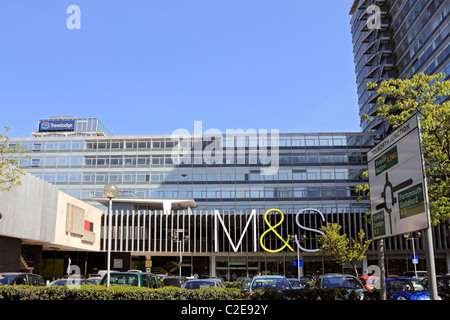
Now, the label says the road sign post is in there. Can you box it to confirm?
[367,115,438,300]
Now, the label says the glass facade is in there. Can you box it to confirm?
[10,132,374,213]
[9,120,450,278]
[350,0,450,134]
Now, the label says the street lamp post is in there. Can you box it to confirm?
[171,233,189,276]
[403,232,421,279]
[290,234,306,280]
[103,184,119,288]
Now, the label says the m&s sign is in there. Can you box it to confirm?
[214,208,325,253]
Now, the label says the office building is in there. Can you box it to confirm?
[4,116,449,279]
[350,0,450,134]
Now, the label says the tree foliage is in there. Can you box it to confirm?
[317,223,372,277]
[362,72,450,227]
[0,126,28,191]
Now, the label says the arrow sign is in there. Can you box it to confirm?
[368,116,429,239]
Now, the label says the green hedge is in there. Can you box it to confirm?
[0,285,388,300]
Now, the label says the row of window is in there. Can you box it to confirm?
[22,152,367,168]
[32,167,365,184]
[60,185,361,202]
[10,134,374,153]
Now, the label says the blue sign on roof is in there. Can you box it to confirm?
[39,120,75,132]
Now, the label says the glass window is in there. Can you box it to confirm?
[45,141,58,151]
[110,156,123,166]
[57,156,70,166]
[70,156,83,166]
[32,143,42,151]
[31,158,41,166]
[71,141,84,150]
[44,156,57,167]
[107,274,139,286]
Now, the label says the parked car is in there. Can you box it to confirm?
[87,276,103,285]
[314,274,365,299]
[182,279,225,289]
[48,278,95,286]
[99,272,160,288]
[359,276,380,290]
[386,277,438,300]
[0,273,45,286]
[62,274,86,279]
[97,270,119,278]
[241,278,252,291]
[162,276,186,288]
[421,275,449,300]
[287,278,303,289]
[248,275,293,292]
[402,271,428,280]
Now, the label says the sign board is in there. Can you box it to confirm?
[39,120,75,132]
[293,259,303,267]
[368,115,429,240]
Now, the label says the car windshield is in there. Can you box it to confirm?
[289,279,301,287]
[184,281,215,289]
[299,277,311,285]
[251,278,291,290]
[108,274,139,286]
[322,276,363,289]
[0,275,16,285]
[389,279,426,291]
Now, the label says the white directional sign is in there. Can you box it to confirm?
[367,115,430,240]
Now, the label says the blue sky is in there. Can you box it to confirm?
[0,0,360,138]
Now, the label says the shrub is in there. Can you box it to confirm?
[0,285,388,300]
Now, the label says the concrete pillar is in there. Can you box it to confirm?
[362,257,368,275]
[210,255,216,277]
[447,252,450,274]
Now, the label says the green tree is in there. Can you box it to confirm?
[317,223,372,277]
[0,126,28,191]
[362,72,450,227]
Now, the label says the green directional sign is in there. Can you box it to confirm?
[367,115,429,240]
[375,146,398,176]
[399,183,425,219]
[372,211,386,238]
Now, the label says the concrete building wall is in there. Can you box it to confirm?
[0,173,59,243]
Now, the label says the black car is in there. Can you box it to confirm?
[0,273,45,286]
[423,275,450,300]
[162,276,186,288]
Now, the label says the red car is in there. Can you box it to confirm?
[359,276,379,290]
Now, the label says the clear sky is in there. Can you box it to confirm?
[0,0,361,138]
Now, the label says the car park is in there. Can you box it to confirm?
[0,273,45,286]
[99,272,160,288]
[182,279,225,289]
[248,275,293,292]
[386,277,437,300]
